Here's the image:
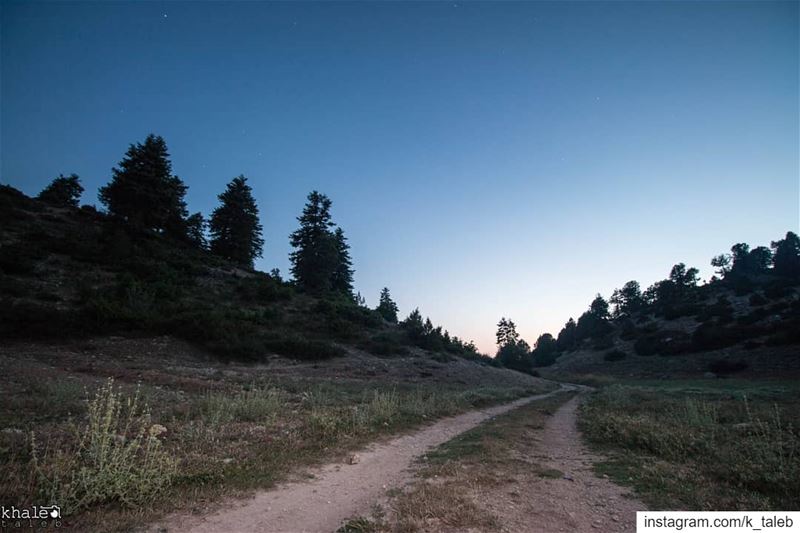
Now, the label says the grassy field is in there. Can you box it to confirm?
[339,391,576,532]
[578,379,800,511]
[0,337,554,531]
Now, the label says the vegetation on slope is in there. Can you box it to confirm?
[492,232,800,377]
[0,133,492,365]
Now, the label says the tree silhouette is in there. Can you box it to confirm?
[532,333,558,367]
[330,227,355,298]
[496,317,520,347]
[99,134,188,238]
[289,191,338,293]
[772,231,800,278]
[400,308,425,341]
[37,173,83,207]
[376,287,399,323]
[610,281,643,318]
[209,175,264,267]
[711,254,732,277]
[556,317,578,351]
[185,212,207,250]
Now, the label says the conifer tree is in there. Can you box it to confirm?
[772,231,800,278]
[330,227,355,297]
[376,287,399,323]
[209,175,264,267]
[186,212,207,250]
[289,191,338,293]
[37,173,83,207]
[98,134,188,238]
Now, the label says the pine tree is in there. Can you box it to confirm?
[772,231,800,278]
[37,173,83,207]
[98,134,188,238]
[289,191,338,293]
[330,227,355,297]
[376,287,399,323]
[496,317,520,347]
[400,308,425,340]
[209,175,264,267]
[186,212,207,250]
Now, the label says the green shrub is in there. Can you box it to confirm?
[708,359,748,375]
[197,386,285,424]
[263,335,345,360]
[604,350,627,362]
[31,380,176,515]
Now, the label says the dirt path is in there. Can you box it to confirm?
[496,395,647,532]
[151,389,565,533]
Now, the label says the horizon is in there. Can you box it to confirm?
[2,1,798,354]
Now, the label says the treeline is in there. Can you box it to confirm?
[496,231,800,372]
[35,134,357,298]
[12,133,492,362]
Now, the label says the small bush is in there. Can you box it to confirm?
[197,386,284,424]
[263,335,345,360]
[31,380,176,515]
[708,359,749,375]
[604,350,627,362]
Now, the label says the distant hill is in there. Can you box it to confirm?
[537,239,800,381]
[0,184,492,366]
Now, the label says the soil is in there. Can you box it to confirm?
[148,390,567,533]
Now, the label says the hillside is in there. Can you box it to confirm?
[539,263,800,382]
[0,183,560,530]
[0,183,488,365]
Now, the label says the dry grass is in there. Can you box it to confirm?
[354,391,575,532]
[579,383,800,510]
[0,343,554,531]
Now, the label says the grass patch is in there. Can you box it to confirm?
[579,383,800,510]
[0,371,550,531]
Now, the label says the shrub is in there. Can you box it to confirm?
[708,359,749,375]
[263,335,345,360]
[749,293,768,307]
[30,380,176,515]
[197,386,284,424]
[604,350,627,362]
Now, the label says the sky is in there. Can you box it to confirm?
[1,1,798,354]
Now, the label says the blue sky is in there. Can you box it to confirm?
[2,1,797,353]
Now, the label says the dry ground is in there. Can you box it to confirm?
[360,390,646,533]
[0,336,554,531]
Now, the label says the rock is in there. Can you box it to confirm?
[563,474,574,481]
[348,454,360,465]
[703,372,717,379]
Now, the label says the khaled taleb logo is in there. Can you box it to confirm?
[1,504,61,520]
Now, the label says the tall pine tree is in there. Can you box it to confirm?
[209,176,264,267]
[376,287,399,323]
[289,191,338,293]
[98,134,188,238]
[330,227,355,298]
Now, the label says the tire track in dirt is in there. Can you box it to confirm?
[151,389,567,533]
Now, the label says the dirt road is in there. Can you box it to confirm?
[154,387,644,533]
[152,390,565,533]
[487,395,647,532]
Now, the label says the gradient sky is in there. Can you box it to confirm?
[2,1,798,354]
